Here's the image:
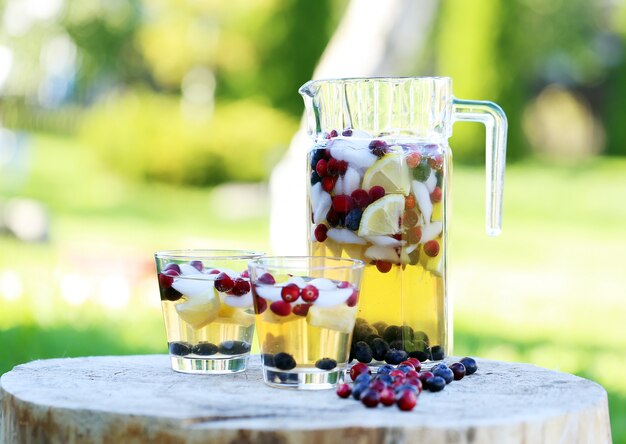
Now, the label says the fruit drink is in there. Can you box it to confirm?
[249,256,364,389]
[155,251,263,374]
[308,131,448,366]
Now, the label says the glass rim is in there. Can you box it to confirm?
[155,249,264,260]
[248,255,365,271]
[299,76,451,95]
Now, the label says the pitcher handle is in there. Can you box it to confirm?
[452,98,508,236]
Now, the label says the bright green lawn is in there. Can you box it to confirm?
[1,134,625,440]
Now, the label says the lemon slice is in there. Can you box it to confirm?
[362,154,411,196]
[176,297,220,329]
[357,194,404,236]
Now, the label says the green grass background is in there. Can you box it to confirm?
[1,134,625,440]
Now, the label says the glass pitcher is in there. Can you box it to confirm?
[299,77,507,367]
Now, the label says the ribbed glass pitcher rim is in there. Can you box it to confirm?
[299,76,452,97]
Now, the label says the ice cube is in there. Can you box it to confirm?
[327,228,367,245]
[420,221,443,243]
[425,169,437,193]
[329,138,377,169]
[349,129,373,139]
[412,180,432,222]
[254,285,282,302]
[342,166,362,196]
[307,304,357,333]
[364,245,399,262]
[172,275,215,298]
[278,276,308,288]
[179,264,202,275]
[365,235,404,247]
[224,292,254,308]
[307,278,336,290]
[314,287,354,307]
[332,176,345,195]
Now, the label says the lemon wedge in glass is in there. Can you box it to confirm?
[362,154,411,196]
[357,194,404,236]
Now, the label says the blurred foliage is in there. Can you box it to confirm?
[80,92,297,185]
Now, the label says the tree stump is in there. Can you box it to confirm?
[0,355,611,443]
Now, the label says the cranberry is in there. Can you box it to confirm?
[329,129,339,138]
[428,155,443,170]
[349,362,371,381]
[403,210,419,228]
[258,273,276,285]
[270,300,292,316]
[351,189,371,209]
[326,208,341,226]
[162,287,182,301]
[342,129,353,137]
[389,369,406,380]
[189,260,204,272]
[376,261,392,273]
[406,377,423,393]
[405,195,416,210]
[214,273,235,292]
[332,195,354,213]
[424,240,440,257]
[360,389,380,408]
[327,158,339,176]
[430,186,442,203]
[292,303,311,316]
[406,152,421,168]
[301,284,319,302]
[254,296,267,314]
[369,139,388,157]
[324,148,331,159]
[346,289,359,307]
[230,278,250,296]
[315,159,328,177]
[407,357,422,371]
[158,271,176,289]
[380,388,395,406]
[338,281,350,288]
[337,160,348,175]
[314,224,328,242]
[407,226,422,244]
[281,283,300,302]
[369,379,387,392]
[460,357,478,375]
[321,176,336,192]
[418,371,434,383]
[163,263,181,274]
[336,383,352,398]
[449,362,466,380]
[396,390,417,411]
[240,270,250,278]
[368,185,386,202]
[405,370,419,380]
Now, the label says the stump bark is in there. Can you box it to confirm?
[0,355,612,443]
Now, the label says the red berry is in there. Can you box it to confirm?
[163,263,181,274]
[430,186,442,203]
[396,390,417,411]
[336,383,352,398]
[424,240,440,257]
[314,224,328,242]
[369,139,388,157]
[368,185,385,202]
[326,208,341,226]
[428,155,443,170]
[158,272,175,289]
[316,159,328,177]
[405,195,416,210]
[324,148,331,159]
[389,370,406,380]
[258,273,276,285]
[254,296,267,314]
[403,210,419,228]
[349,362,371,381]
[376,261,392,273]
[214,273,235,292]
[329,129,339,138]
[369,379,386,392]
[342,128,353,137]
[292,303,311,316]
[407,226,422,244]
[188,260,203,272]
[407,358,422,371]
[337,160,348,175]
[230,278,250,296]
[449,362,466,380]
[321,176,336,192]
[380,388,395,406]
[360,389,380,408]
[208,269,221,275]
[346,289,359,307]
[399,361,415,370]
[418,371,434,382]
[327,158,339,176]
[301,284,319,302]
[338,281,350,288]
[406,152,421,168]
[270,300,292,316]
[281,283,300,303]
[406,377,423,394]
[332,195,354,213]
[240,270,250,279]
[351,189,371,209]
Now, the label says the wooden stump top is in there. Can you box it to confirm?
[0,355,612,444]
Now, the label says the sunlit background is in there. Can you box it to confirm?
[1,0,625,439]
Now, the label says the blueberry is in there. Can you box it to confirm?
[413,331,430,345]
[397,364,414,374]
[394,384,419,395]
[315,358,337,370]
[354,373,372,385]
[409,350,430,362]
[262,353,275,367]
[354,341,373,363]
[460,357,478,375]
[161,286,182,302]
[191,342,218,356]
[370,338,390,361]
[342,129,353,137]
[431,345,445,361]
[353,323,377,343]
[369,140,388,158]
[375,373,393,385]
[372,322,388,336]
[433,365,454,384]
[383,325,402,343]
[376,364,395,375]
[345,208,363,231]
[352,382,369,400]
[425,376,446,392]
[273,352,296,370]
[389,340,413,352]
[364,334,382,346]
[168,341,192,356]
[412,159,431,181]
[310,149,325,169]
[310,171,321,185]
[219,340,250,355]
[401,325,414,341]
[384,349,408,365]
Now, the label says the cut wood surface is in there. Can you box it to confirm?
[0,355,612,444]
